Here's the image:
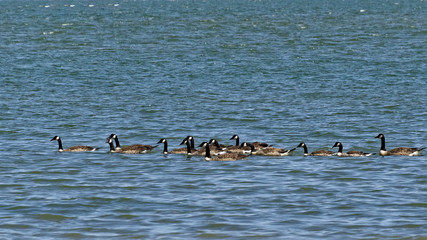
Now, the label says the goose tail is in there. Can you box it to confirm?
[363,152,375,156]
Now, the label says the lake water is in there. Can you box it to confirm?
[1,0,426,239]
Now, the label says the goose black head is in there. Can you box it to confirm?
[332,142,342,148]
[157,138,166,144]
[297,142,306,148]
[51,136,60,141]
[375,134,384,139]
[230,134,239,140]
[180,138,188,145]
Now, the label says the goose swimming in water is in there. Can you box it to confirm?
[181,138,200,155]
[240,142,295,156]
[332,142,375,157]
[199,142,248,161]
[51,136,98,152]
[375,133,425,156]
[230,134,271,150]
[182,138,224,156]
[107,134,157,154]
[296,142,334,156]
[157,138,188,154]
[185,136,196,149]
[106,137,119,153]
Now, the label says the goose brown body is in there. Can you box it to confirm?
[51,136,98,152]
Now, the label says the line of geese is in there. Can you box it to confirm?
[51,133,425,160]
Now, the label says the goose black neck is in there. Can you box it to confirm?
[380,136,386,151]
[185,140,192,154]
[235,137,239,146]
[190,138,195,149]
[302,145,308,154]
[108,141,115,152]
[57,138,64,151]
[249,144,255,154]
[337,145,343,153]
[205,144,212,158]
[163,140,168,153]
[114,137,121,148]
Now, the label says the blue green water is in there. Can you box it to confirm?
[1,0,426,239]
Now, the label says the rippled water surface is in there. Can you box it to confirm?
[1,0,426,239]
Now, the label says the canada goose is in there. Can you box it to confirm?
[222,136,244,153]
[109,134,122,150]
[332,142,375,157]
[180,138,200,155]
[240,142,295,156]
[199,142,248,161]
[375,134,425,156]
[107,134,157,154]
[109,133,157,154]
[186,136,196,149]
[106,137,119,153]
[230,134,271,150]
[157,138,188,154]
[296,142,334,156]
[51,136,98,152]
[181,138,223,156]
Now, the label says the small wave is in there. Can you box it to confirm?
[33,214,75,222]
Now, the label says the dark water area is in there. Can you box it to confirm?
[0,0,426,239]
